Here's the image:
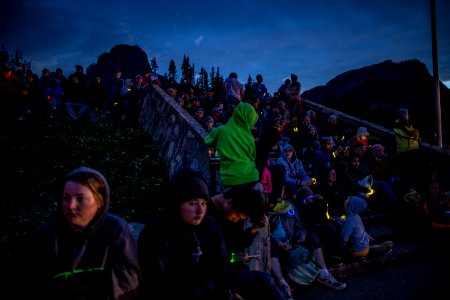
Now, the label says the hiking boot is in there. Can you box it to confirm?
[317,273,346,290]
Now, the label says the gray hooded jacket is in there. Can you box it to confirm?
[25,167,140,300]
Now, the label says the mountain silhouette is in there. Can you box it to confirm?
[302,59,449,144]
[87,44,151,89]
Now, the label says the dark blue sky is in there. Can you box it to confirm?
[2,0,449,92]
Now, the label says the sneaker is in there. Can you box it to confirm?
[354,255,368,263]
[369,240,393,257]
[317,273,346,290]
[382,248,393,256]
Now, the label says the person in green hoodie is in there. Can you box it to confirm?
[204,102,260,188]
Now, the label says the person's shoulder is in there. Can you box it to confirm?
[276,156,287,163]
[201,214,223,232]
[206,124,224,136]
[141,213,165,229]
[104,214,135,233]
[203,213,217,223]
[204,213,225,225]
[206,205,222,222]
[138,214,168,240]
[105,213,128,224]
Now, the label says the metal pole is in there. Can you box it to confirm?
[208,152,221,195]
[430,0,443,148]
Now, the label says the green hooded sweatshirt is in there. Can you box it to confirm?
[204,102,259,186]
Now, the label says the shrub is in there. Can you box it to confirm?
[1,120,168,266]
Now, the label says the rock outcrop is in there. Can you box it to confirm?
[302,59,450,144]
[87,44,151,89]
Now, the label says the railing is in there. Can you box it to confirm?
[302,97,450,162]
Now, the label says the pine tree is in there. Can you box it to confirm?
[210,67,224,100]
[181,55,189,84]
[150,57,159,73]
[168,59,177,80]
[198,67,209,91]
[189,63,195,88]
[0,46,31,74]
[210,67,215,90]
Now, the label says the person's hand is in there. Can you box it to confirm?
[233,252,259,262]
[259,214,269,227]
[301,179,313,187]
[315,193,324,200]
[279,241,292,252]
[243,254,259,261]
[414,129,420,141]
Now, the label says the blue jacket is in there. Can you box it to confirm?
[276,143,311,195]
[340,196,371,253]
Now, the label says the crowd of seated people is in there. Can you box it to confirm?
[162,71,450,297]
[4,64,449,298]
[1,64,160,127]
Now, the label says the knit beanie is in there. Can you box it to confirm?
[168,168,210,209]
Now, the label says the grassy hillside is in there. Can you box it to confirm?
[1,120,168,274]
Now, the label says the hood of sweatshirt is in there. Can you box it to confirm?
[228,102,258,131]
[279,142,298,162]
[345,195,367,216]
[59,166,110,233]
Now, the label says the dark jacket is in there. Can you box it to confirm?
[315,181,348,219]
[207,203,258,256]
[138,213,230,300]
[23,167,140,300]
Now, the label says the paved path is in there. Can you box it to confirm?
[292,231,450,300]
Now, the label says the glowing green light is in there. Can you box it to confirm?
[230,252,238,263]
[52,267,104,280]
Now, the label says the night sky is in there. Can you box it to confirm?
[1,0,449,92]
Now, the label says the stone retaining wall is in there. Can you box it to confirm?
[139,84,212,182]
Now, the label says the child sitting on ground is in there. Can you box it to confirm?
[339,195,393,260]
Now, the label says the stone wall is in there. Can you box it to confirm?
[139,84,212,182]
